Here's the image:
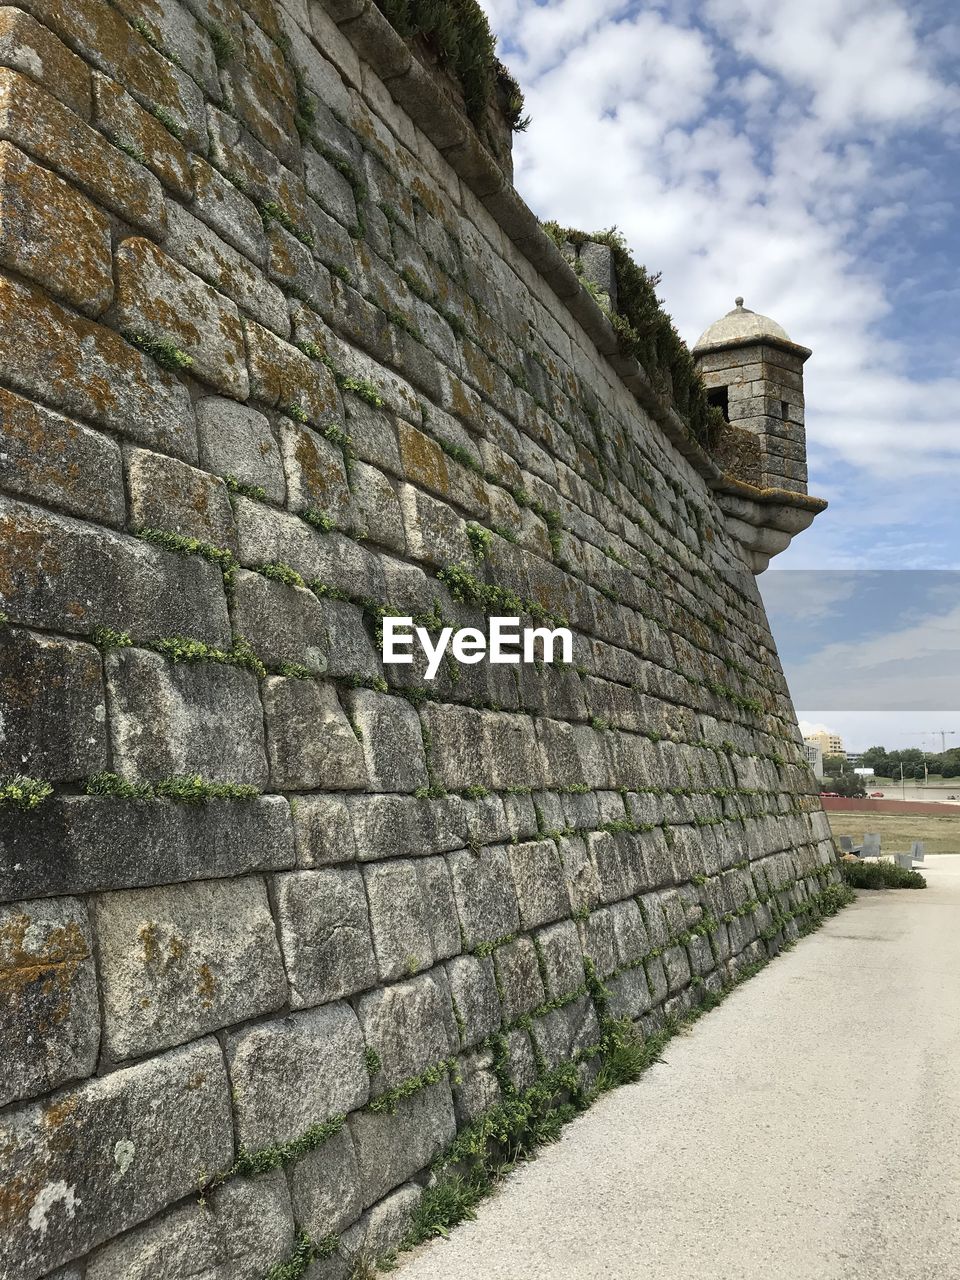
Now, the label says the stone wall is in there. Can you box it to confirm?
[0,2,838,1277]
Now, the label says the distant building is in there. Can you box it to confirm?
[804,730,845,757]
[804,742,824,778]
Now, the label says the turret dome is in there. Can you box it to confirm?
[694,297,792,351]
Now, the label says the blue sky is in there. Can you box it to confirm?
[487,0,960,749]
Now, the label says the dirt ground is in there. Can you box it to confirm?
[827,809,960,855]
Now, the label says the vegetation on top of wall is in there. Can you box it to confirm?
[374,0,529,130]
[542,224,726,453]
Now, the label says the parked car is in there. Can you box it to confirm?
[870,791,884,798]
[820,791,839,797]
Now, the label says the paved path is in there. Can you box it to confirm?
[397,856,960,1280]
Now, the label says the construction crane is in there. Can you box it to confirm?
[908,730,956,754]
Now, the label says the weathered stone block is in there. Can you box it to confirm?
[0,795,294,903]
[0,895,98,1108]
[196,397,286,503]
[445,953,500,1048]
[0,1038,233,1279]
[127,447,237,554]
[560,835,602,916]
[267,222,333,315]
[447,845,521,949]
[0,276,196,461]
[0,627,106,780]
[536,919,586,1000]
[318,599,383,681]
[347,794,465,864]
[397,483,472,568]
[353,1182,422,1268]
[274,868,377,1006]
[278,419,352,523]
[507,839,569,929]
[494,936,545,1022]
[356,970,453,1091]
[245,320,341,428]
[189,155,267,265]
[419,855,462,960]
[85,1169,294,1280]
[114,237,249,399]
[263,677,367,790]
[0,499,233,642]
[109,0,219,101]
[0,6,91,119]
[531,995,599,1072]
[92,71,192,200]
[163,200,288,336]
[21,0,206,146]
[94,877,287,1062]
[0,69,164,233]
[292,794,355,867]
[231,570,328,673]
[226,1003,368,1149]
[363,859,434,981]
[452,1046,502,1126]
[349,460,406,552]
[289,1127,361,1240]
[0,386,125,526]
[345,689,428,792]
[107,648,268,786]
[0,140,111,314]
[348,1079,456,1205]
[418,703,485,790]
[304,146,357,230]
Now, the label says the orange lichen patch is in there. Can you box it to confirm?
[0,914,90,1042]
[0,69,163,234]
[245,321,339,425]
[223,62,299,168]
[0,6,92,120]
[196,963,216,1010]
[239,11,296,109]
[0,507,62,603]
[442,370,483,428]
[0,140,113,317]
[93,73,193,200]
[409,175,446,222]
[41,1094,79,1135]
[108,0,220,97]
[0,386,123,525]
[290,425,349,512]
[0,1166,43,1235]
[114,237,249,399]
[397,421,450,496]
[267,223,308,286]
[139,922,160,966]
[0,273,194,461]
[20,0,204,147]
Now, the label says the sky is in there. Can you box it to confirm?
[486,0,960,751]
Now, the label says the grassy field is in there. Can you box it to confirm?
[827,810,960,855]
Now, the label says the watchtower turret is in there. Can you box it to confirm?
[693,298,811,494]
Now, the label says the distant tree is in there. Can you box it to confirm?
[830,772,866,798]
[865,747,896,773]
[823,753,848,776]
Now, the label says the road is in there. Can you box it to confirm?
[396,856,960,1280]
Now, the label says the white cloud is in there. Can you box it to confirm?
[780,600,960,709]
[493,0,960,516]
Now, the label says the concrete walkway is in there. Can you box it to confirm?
[397,856,960,1280]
